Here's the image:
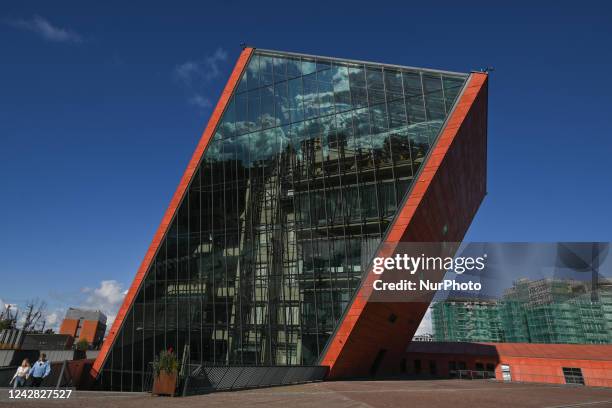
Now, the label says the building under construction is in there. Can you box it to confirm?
[432,278,612,344]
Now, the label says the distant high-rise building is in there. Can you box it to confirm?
[432,278,612,344]
[59,308,107,349]
[501,278,612,344]
[432,298,504,342]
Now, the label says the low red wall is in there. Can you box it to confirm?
[495,356,612,387]
[404,342,612,387]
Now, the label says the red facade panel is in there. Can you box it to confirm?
[320,73,489,378]
[59,319,79,337]
[79,320,100,344]
[406,342,612,387]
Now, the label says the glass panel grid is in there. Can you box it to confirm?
[99,50,467,391]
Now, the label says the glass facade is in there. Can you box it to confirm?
[97,50,467,391]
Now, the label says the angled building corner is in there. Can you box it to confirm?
[320,72,488,378]
[91,47,487,391]
[90,47,255,383]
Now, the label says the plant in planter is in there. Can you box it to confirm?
[152,350,179,396]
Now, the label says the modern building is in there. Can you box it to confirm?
[405,342,612,387]
[432,278,612,344]
[91,47,488,391]
[59,308,107,349]
[432,298,504,342]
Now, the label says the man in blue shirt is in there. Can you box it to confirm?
[30,353,51,387]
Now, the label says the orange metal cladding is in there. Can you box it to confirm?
[80,320,101,343]
[91,47,254,378]
[59,319,79,337]
[320,72,489,378]
[491,343,612,387]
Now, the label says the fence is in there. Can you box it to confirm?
[182,364,328,395]
[454,369,496,380]
[143,363,328,395]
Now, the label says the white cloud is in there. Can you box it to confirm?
[175,61,200,85]
[42,309,65,332]
[45,311,59,326]
[174,48,228,85]
[6,15,82,43]
[174,48,228,110]
[189,94,212,109]
[82,280,127,328]
[203,48,228,80]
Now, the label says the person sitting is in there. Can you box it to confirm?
[10,359,31,388]
[30,353,51,387]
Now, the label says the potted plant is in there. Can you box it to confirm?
[152,350,179,396]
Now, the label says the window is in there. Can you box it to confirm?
[429,360,437,375]
[449,361,457,377]
[414,359,422,374]
[563,367,585,385]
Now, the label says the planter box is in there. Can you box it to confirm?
[152,372,177,396]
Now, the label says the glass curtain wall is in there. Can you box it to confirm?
[98,50,467,391]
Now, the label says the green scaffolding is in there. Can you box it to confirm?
[432,279,612,344]
[432,299,504,342]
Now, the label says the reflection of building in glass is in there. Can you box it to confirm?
[433,278,612,344]
[91,47,488,391]
[432,299,503,342]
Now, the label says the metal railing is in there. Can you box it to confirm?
[182,364,328,395]
[495,373,612,387]
[144,362,328,396]
[453,369,496,380]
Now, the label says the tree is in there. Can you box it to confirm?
[20,299,47,332]
[0,320,10,331]
[76,338,89,351]
[0,304,17,331]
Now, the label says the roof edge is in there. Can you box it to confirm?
[254,47,469,77]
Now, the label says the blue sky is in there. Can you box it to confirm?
[1,1,611,329]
